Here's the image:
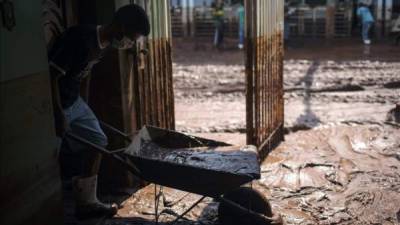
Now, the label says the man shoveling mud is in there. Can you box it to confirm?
[48,4,150,218]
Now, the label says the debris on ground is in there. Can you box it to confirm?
[259,124,400,225]
[105,123,400,225]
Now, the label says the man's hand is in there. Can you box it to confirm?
[50,67,69,137]
[54,110,69,137]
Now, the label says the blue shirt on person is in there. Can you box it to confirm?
[357,6,374,24]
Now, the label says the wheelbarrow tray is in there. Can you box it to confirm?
[123,126,260,197]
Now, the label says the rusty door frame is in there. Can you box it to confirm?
[245,0,284,159]
[127,0,175,132]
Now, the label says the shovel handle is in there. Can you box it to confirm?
[65,132,143,179]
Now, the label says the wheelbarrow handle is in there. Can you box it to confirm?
[99,121,137,142]
[65,132,143,179]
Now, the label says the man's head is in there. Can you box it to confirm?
[110,4,150,49]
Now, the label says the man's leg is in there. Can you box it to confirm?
[219,22,224,47]
[284,23,289,41]
[367,22,372,40]
[66,97,117,218]
[240,26,244,44]
[214,26,219,47]
[239,24,244,49]
[362,22,372,43]
[69,113,107,178]
[362,22,368,41]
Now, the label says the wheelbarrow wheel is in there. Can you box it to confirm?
[218,187,273,225]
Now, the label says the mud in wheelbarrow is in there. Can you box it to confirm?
[66,125,281,224]
[121,126,260,197]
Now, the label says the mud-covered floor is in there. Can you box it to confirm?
[105,124,400,225]
[173,38,400,133]
[104,38,400,225]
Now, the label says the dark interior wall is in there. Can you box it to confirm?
[76,0,115,24]
[1,1,63,225]
[77,0,99,24]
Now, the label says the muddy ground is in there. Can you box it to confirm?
[104,38,400,225]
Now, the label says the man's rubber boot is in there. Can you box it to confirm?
[73,175,118,219]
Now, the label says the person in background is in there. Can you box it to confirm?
[48,4,150,218]
[212,0,225,49]
[391,15,400,45]
[357,3,374,45]
[284,1,296,48]
[284,2,290,43]
[237,1,245,49]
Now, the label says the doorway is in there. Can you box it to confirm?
[172,0,248,146]
[171,0,285,157]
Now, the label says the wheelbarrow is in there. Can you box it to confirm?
[66,124,282,225]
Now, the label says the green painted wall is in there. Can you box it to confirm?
[0,1,63,224]
[0,1,49,82]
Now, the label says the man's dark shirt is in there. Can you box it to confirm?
[49,25,105,108]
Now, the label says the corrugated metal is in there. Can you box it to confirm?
[130,0,175,131]
[245,0,284,159]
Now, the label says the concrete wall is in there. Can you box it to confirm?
[0,1,63,225]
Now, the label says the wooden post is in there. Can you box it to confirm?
[375,0,384,39]
[182,0,189,37]
[384,0,393,36]
[326,1,335,39]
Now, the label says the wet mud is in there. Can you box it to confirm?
[132,140,260,178]
[174,58,400,132]
[125,127,259,178]
[106,124,400,225]
[259,124,400,225]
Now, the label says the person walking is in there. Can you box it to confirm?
[357,3,374,45]
[237,2,245,49]
[212,0,225,49]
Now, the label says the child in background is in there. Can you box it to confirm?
[212,0,225,49]
[357,3,374,45]
[237,2,245,49]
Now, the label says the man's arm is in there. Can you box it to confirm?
[80,75,91,103]
[48,29,77,137]
[49,65,68,137]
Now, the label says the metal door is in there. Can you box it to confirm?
[245,0,284,159]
